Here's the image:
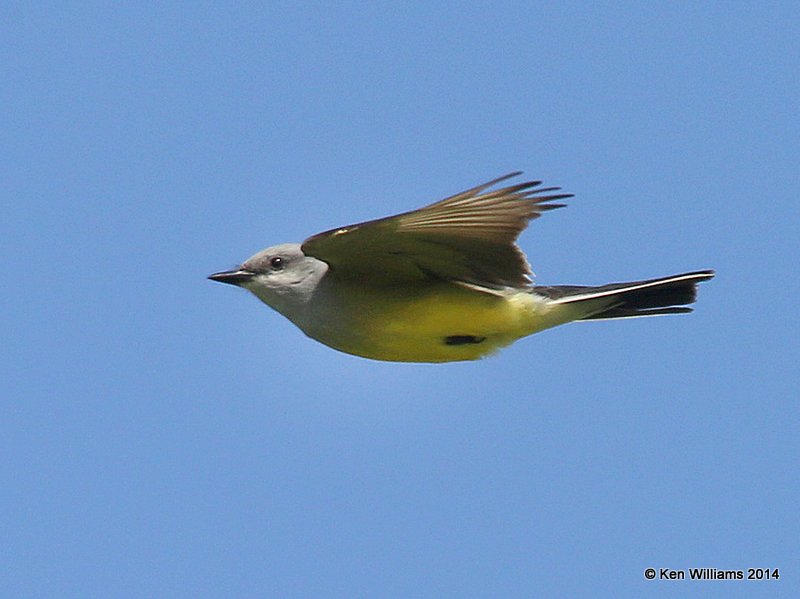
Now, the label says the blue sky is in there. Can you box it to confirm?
[3,3,798,597]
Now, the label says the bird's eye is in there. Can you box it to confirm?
[270,256,284,270]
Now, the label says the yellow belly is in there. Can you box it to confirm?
[317,282,571,363]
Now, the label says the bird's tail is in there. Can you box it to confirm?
[536,270,715,320]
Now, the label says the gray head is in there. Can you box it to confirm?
[208,243,328,316]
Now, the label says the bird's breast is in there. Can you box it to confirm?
[297,280,556,362]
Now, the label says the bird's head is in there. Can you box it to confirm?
[209,243,328,315]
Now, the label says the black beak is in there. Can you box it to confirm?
[208,269,255,286]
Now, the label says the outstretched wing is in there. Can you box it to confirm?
[301,172,571,289]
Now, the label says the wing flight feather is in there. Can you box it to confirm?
[301,173,571,289]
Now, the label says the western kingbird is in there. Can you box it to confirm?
[209,173,713,362]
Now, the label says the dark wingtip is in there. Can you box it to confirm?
[486,171,525,187]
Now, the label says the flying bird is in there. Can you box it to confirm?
[210,172,713,362]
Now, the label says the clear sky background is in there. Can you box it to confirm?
[3,3,798,598]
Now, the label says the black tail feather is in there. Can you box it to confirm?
[579,306,693,320]
[537,270,714,321]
